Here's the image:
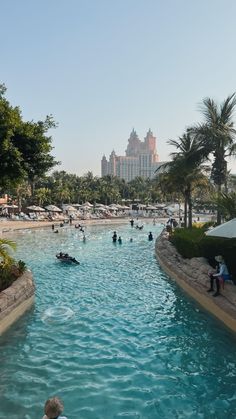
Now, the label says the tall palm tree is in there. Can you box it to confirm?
[192,93,236,224]
[158,131,207,227]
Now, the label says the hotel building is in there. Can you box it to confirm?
[101,129,165,182]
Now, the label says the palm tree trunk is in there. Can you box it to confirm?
[188,190,193,228]
[184,195,188,228]
[217,184,222,225]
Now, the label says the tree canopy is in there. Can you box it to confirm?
[0,84,58,193]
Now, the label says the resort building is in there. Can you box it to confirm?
[101,129,165,182]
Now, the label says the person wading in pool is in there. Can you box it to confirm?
[42,396,67,419]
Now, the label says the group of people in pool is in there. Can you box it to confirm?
[112,231,122,244]
[56,252,80,265]
[52,222,86,241]
[112,229,154,243]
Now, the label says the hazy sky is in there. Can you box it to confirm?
[1,0,236,176]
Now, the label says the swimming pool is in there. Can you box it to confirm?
[0,222,236,418]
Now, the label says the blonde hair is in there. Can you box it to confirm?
[44,397,64,418]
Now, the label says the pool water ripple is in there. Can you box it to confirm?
[0,223,236,418]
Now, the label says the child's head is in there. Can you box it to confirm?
[44,397,64,418]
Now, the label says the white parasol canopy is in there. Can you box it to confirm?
[82,205,93,211]
[137,203,146,209]
[27,205,45,211]
[96,206,107,211]
[1,204,18,209]
[145,205,157,210]
[109,205,118,210]
[82,202,93,207]
[205,218,236,238]
[45,205,62,212]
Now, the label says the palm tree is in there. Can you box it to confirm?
[192,93,236,224]
[0,239,16,267]
[158,131,207,227]
[217,192,236,221]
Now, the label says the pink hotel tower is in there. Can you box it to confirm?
[101,129,165,182]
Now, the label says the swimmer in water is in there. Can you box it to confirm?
[148,232,153,241]
[112,231,117,243]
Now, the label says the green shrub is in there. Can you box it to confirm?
[0,259,27,292]
[171,227,236,282]
[171,227,204,258]
[0,265,16,292]
[18,260,27,274]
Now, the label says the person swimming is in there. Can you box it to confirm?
[148,232,153,241]
[118,236,122,244]
[112,231,117,242]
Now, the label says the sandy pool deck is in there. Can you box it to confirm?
[0,217,165,234]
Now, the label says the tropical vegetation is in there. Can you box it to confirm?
[1,83,236,224]
[0,239,26,292]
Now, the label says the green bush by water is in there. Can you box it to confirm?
[0,260,27,292]
[171,226,236,280]
[170,227,204,258]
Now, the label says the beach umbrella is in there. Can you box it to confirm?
[95,203,105,208]
[205,219,236,238]
[138,203,146,209]
[155,203,166,209]
[82,205,93,211]
[109,205,118,210]
[1,204,18,209]
[96,206,107,211]
[82,202,93,207]
[63,205,76,211]
[27,205,45,211]
[145,205,157,210]
[45,205,62,212]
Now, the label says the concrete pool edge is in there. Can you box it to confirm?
[0,271,35,335]
[155,233,236,333]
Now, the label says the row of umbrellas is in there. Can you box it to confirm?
[0,202,131,212]
[1,201,172,213]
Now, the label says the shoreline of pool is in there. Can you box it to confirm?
[155,232,236,333]
[0,217,166,234]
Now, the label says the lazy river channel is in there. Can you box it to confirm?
[0,222,236,418]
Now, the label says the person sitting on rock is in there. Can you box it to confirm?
[207,255,230,297]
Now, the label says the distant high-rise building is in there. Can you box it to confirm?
[101,129,165,182]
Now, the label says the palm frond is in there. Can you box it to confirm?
[201,97,218,126]
[220,93,236,124]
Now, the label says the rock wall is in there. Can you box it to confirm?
[155,232,236,332]
[0,271,35,334]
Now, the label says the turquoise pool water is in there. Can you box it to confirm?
[0,222,236,419]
